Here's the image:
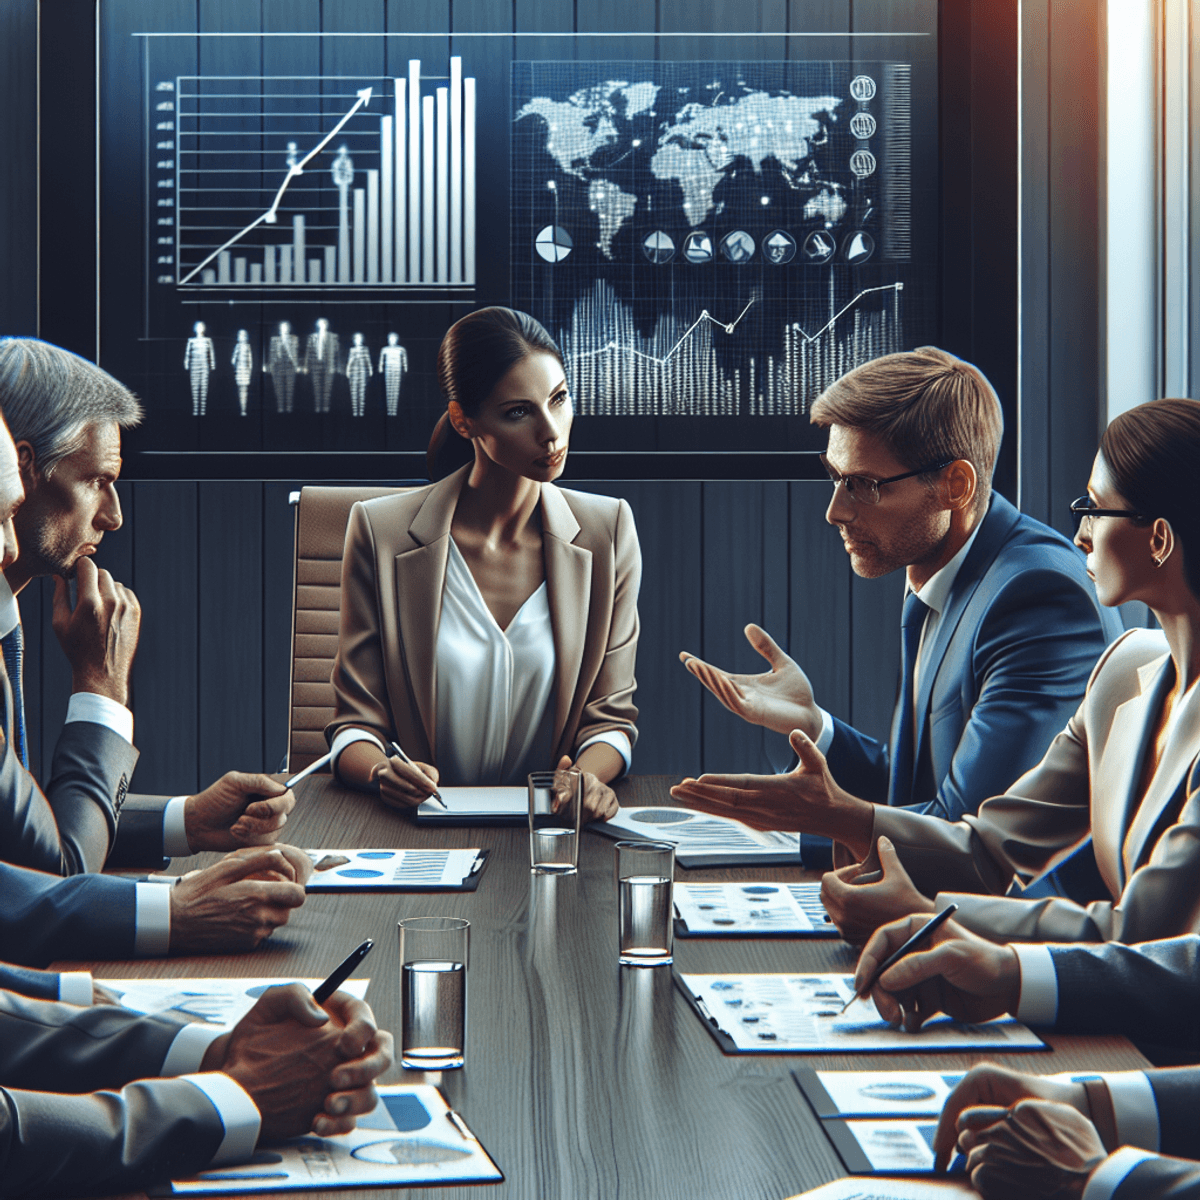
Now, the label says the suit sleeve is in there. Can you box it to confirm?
[823,718,891,805]
[327,501,397,749]
[0,862,137,967]
[917,566,1119,823]
[108,794,172,869]
[1048,937,1200,1051]
[1114,1156,1200,1200]
[572,497,641,755]
[0,718,139,877]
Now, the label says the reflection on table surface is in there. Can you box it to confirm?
[69,775,1149,1200]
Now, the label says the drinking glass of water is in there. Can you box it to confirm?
[614,841,675,966]
[397,916,469,1070]
[528,768,583,874]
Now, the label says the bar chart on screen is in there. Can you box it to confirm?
[154,58,476,297]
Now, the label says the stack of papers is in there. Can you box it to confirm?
[674,881,838,937]
[306,847,488,890]
[594,806,800,867]
[153,1085,503,1194]
[415,787,526,824]
[676,972,1046,1054]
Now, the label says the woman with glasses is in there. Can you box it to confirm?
[325,308,640,820]
[814,396,1200,947]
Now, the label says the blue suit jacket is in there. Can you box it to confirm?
[807,493,1122,864]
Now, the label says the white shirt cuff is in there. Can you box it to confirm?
[57,971,93,1006]
[180,1073,262,1165]
[162,795,192,857]
[1082,1148,1157,1200]
[330,727,386,778]
[65,692,134,744]
[813,706,835,755]
[1104,1072,1160,1151]
[1013,943,1058,1025]
[576,730,633,774]
[161,1021,229,1077]
[133,880,173,957]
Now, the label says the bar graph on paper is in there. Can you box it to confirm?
[154,59,476,294]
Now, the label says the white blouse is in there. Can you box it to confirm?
[434,539,556,785]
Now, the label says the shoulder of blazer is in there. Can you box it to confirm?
[1089,625,1169,682]
[553,486,624,544]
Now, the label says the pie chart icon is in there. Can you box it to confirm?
[535,225,573,263]
[642,230,676,264]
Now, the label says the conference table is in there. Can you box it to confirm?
[70,775,1150,1200]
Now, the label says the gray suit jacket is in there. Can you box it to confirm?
[868,629,1200,944]
[0,990,225,1196]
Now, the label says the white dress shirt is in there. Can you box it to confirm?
[333,538,631,780]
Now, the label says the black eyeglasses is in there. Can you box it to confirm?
[819,454,956,506]
[1069,495,1151,534]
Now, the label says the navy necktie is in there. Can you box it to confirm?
[1,626,28,769]
[888,592,929,807]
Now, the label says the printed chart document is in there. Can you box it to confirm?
[415,786,526,824]
[594,806,800,867]
[795,1068,1103,1120]
[306,847,489,890]
[675,881,838,937]
[784,1178,975,1200]
[821,1119,963,1174]
[153,1085,503,1194]
[104,978,371,1029]
[676,972,1045,1054]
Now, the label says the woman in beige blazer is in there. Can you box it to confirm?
[326,308,639,818]
[812,398,1200,945]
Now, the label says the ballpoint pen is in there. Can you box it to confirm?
[389,741,447,810]
[838,903,959,1015]
[312,938,374,1004]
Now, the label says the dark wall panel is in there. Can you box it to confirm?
[0,0,38,337]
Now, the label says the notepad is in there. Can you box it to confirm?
[103,978,371,1029]
[594,806,800,867]
[152,1085,503,1194]
[676,971,1046,1054]
[414,786,527,824]
[674,881,838,936]
[783,1178,976,1200]
[305,848,489,890]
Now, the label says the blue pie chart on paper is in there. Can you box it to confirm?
[742,886,778,895]
[859,1082,938,1102]
[631,809,692,824]
[337,868,384,878]
[358,851,395,859]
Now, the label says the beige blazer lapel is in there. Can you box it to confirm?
[392,468,467,759]
[540,484,591,758]
[1124,659,1200,873]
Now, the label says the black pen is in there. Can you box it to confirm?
[312,938,374,1004]
[839,903,959,1015]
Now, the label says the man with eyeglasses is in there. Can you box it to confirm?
[673,346,1122,910]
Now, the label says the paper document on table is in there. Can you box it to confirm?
[152,1084,503,1194]
[783,1178,976,1200]
[674,881,838,936]
[795,1068,1103,1119]
[594,806,800,867]
[415,786,527,823]
[822,1118,965,1174]
[305,848,488,890]
[103,978,370,1029]
[677,972,1045,1054]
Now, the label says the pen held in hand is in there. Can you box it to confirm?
[839,903,959,1015]
[389,741,447,810]
[312,938,374,1004]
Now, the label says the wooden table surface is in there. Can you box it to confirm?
[66,775,1149,1200]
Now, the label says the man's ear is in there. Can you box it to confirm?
[447,400,472,440]
[941,459,978,512]
[14,441,37,487]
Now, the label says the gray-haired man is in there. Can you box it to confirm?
[0,337,308,965]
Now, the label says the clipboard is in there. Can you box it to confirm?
[306,848,491,891]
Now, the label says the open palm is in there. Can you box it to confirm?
[679,623,821,738]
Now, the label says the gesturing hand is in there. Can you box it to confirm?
[670,729,875,858]
[52,558,141,705]
[184,772,296,852]
[821,837,935,945]
[556,755,618,821]
[679,624,822,739]
[169,846,310,953]
[856,915,1021,1032]
[201,984,394,1142]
